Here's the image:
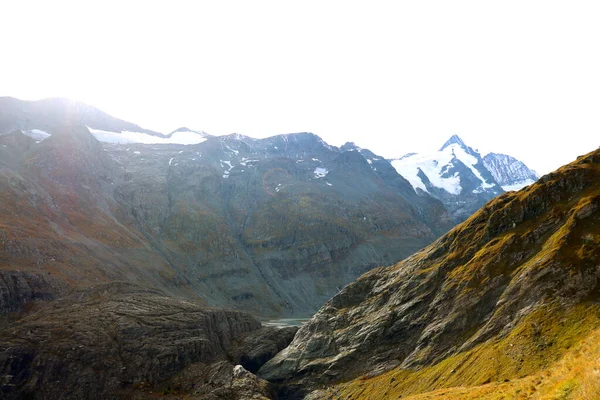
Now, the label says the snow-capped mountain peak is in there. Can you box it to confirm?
[439,134,482,158]
[440,134,467,151]
[391,135,503,221]
[392,136,498,196]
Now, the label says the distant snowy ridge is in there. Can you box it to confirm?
[391,135,497,195]
[483,152,539,191]
[23,129,51,142]
[389,135,504,221]
[88,126,208,145]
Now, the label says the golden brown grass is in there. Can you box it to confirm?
[323,303,600,400]
[400,323,600,400]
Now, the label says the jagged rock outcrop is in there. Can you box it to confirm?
[0,270,66,314]
[230,326,299,373]
[0,283,294,399]
[259,147,600,398]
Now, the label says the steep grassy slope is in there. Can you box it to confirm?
[259,147,600,398]
[326,321,600,399]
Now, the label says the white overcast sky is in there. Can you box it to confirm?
[1,1,599,174]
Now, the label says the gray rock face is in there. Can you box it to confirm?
[162,361,272,400]
[0,270,66,314]
[230,326,299,373]
[0,98,455,317]
[259,148,600,394]
[0,283,292,399]
[483,152,539,190]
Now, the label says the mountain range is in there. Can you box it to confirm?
[391,134,539,221]
[0,97,598,399]
[0,98,542,318]
[0,97,456,317]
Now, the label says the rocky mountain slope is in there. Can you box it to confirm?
[483,151,539,191]
[391,135,537,221]
[0,97,454,317]
[259,147,600,399]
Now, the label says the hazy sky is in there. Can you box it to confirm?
[1,1,599,174]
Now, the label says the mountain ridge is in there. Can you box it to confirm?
[0,96,164,137]
[258,146,600,399]
[483,151,539,191]
[391,134,505,221]
[389,134,540,221]
[0,98,454,317]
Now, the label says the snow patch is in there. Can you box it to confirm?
[239,157,258,166]
[502,179,536,192]
[226,145,239,155]
[221,160,233,169]
[23,129,51,142]
[221,160,234,178]
[314,167,329,178]
[88,127,208,145]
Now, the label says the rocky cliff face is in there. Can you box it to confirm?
[259,147,600,398]
[0,283,295,399]
[0,98,455,317]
